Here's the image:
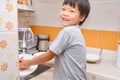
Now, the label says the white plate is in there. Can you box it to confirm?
[33,52,45,57]
[86,54,100,63]
[19,54,38,77]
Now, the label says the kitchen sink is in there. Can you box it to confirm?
[20,64,51,80]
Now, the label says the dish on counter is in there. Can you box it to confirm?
[86,53,100,63]
[19,54,38,76]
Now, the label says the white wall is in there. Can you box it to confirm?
[31,0,120,31]
[31,0,63,26]
[83,0,120,31]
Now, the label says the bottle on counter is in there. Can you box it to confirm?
[38,35,49,52]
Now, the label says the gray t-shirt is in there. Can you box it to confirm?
[49,25,87,80]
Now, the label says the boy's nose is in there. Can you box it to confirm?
[63,11,69,16]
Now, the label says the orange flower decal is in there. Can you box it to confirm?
[6,2,14,12]
[6,21,13,31]
[0,63,8,72]
[0,40,7,49]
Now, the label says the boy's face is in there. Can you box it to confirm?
[60,4,85,27]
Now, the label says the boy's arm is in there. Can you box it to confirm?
[29,49,56,66]
[44,58,55,67]
[19,49,56,68]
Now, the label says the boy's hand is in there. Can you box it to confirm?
[19,57,30,70]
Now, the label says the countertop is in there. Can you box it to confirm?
[87,60,120,80]
[30,60,120,80]
[30,68,53,80]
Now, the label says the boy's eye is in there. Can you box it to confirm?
[61,8,65,11]
[70,10,75,13]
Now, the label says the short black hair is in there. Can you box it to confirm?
[62,0,90,25]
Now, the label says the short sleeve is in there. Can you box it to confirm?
[49,30,70,55]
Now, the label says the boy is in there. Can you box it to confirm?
[19,0,90,80]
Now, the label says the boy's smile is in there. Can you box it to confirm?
[61,17,70,24]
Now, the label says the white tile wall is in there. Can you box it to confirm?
[31,0,120,31]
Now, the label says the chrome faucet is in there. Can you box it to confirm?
[97,48,103,64]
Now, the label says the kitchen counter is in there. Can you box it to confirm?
[30,68,53,80]
[28,60,120,80]
[87,60,120,80]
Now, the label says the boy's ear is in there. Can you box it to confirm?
[79,15,86,22]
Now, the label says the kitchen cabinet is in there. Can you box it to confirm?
[18,2,34,12]
[17,0,34,11]
[18,0,34,28]
[18,4,34,12]
[17,0,37,55]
